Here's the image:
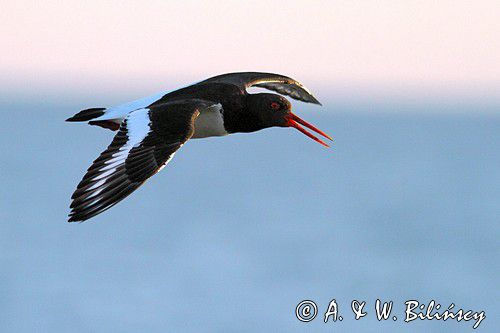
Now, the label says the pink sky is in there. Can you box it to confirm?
[1,0,499,103]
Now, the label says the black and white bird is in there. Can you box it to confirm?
[66,72,331,222]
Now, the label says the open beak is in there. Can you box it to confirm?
[285,113,333,147]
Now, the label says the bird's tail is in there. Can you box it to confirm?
[66,107,106,122]
[66,107,120,131]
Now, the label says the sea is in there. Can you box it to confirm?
[0,93,498,332]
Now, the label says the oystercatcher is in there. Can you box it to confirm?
[66,72,331,222]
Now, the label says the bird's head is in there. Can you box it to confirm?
[247,93,332,147]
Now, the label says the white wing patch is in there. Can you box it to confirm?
[126,108,152,143]
[91,109,151,184]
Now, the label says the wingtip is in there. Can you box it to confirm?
[67,212,84,223]
[310,96,322,106]
[67,216,78,223]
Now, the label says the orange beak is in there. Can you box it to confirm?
[285,113,333,147]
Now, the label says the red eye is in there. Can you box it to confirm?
[270,102,280,110]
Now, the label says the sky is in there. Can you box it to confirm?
[0,3,498,331]
[1,0,499,109]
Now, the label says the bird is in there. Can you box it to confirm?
[66,72,331,222]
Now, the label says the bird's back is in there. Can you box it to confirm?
[150,82,245,111]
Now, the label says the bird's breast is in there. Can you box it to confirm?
[191,103,228,139]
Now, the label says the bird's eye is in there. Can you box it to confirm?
[270,102,280,110]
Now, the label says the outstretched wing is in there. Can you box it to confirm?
[68,99,213,222]
[200,72,321,105]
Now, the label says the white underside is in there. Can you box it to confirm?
[192,104,228,138]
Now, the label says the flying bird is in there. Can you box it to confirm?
[66,72,331,222]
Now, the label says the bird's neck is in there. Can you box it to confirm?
[222,103,267,134]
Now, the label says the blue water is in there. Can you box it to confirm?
[0,97,498,332]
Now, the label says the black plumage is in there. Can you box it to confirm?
[68,100,206,222]
[67,72,329,222]
[66,108,106,122]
